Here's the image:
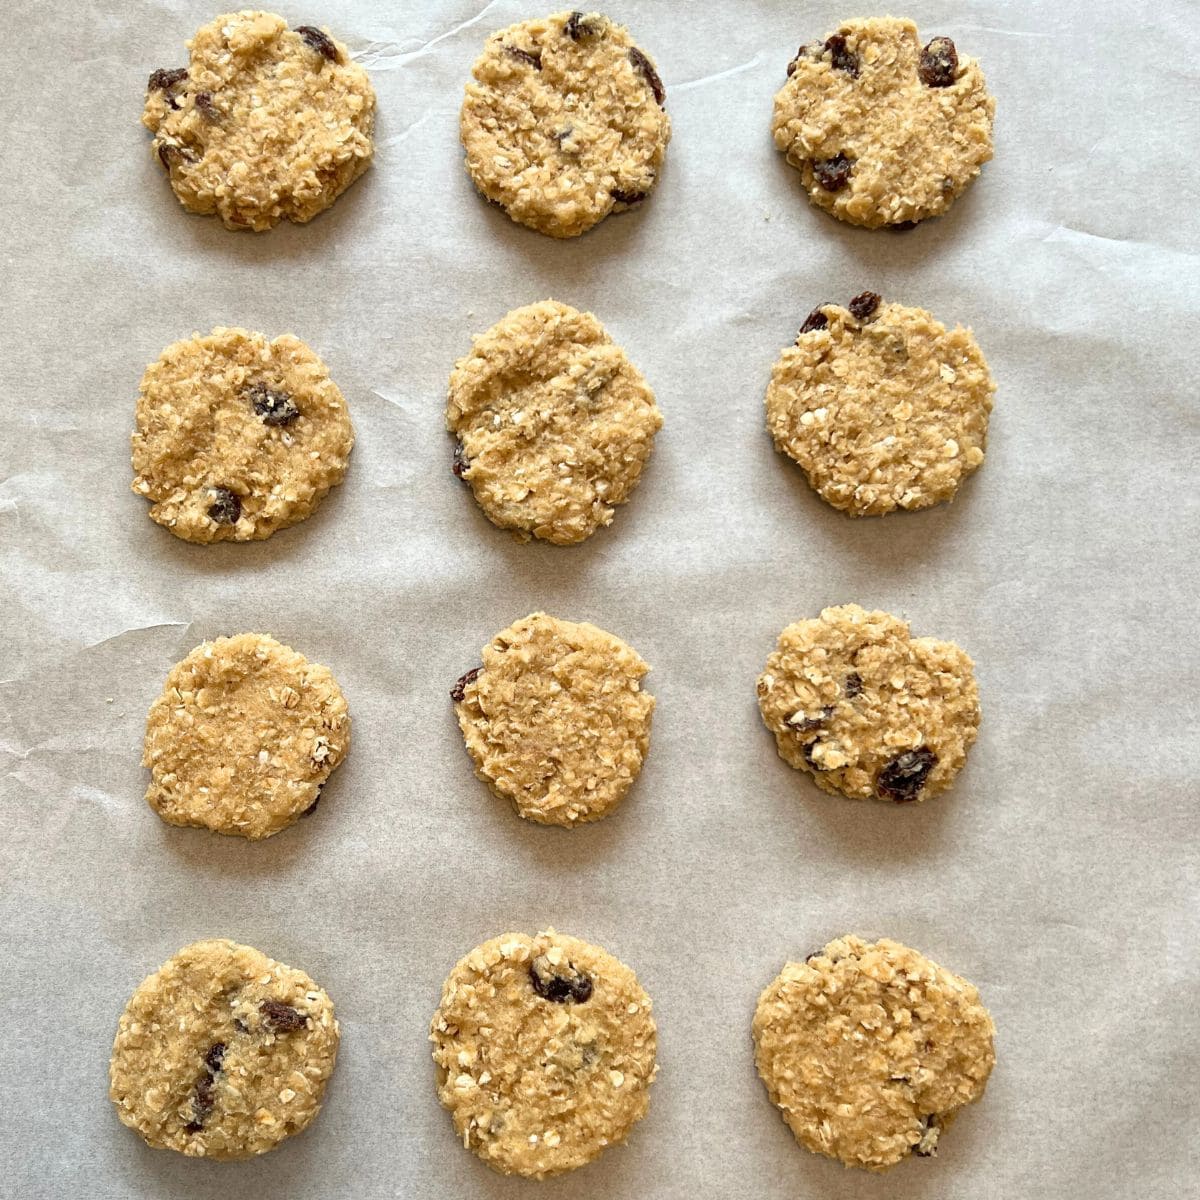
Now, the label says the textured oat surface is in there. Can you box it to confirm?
[453,612,653,825]
[753,935,995,1171]
[131,326,354,543]
[772,17,994,228]
[446,300,662,544]
[109,939,339,1160]
[430,929,657,1177]
[766,296,994,516]
[143,11,375,231]
[756,605,979,803]
[460,11,670,238]
[144,633,350,840]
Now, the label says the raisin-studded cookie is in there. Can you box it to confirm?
[765,293,994,516]
[109,939,339,1159]
[461,11,670,237]
[144,11,375,231]
[430,929,657,1177]
[452,613,653,826]
[753,935,995,1171]
[773,17,994,228]
[757,605,979,803]
[447,301,662,545]
[144,634,350,840]
[132,327,354,543]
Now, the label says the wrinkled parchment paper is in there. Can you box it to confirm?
[2,2,1198,1197]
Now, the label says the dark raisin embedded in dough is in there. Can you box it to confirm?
[876,747,938,802]
[452,441,470,479]
[261,1000,307,1033]
[848,291,881,321]
[450,666,482,702]
[206,487,241,525]
[919,37,958,88]
[629,47,665,106]
[798,308,829,336]
[785,45,809,77]
[157,142,199,170]
[611,187,647,205]
[801,740,827,770]
[530,954,594,1003]
[194,91,219,121]
[844,672,864,699]
[564,11,599,40]
[246,381,300,426]
[295,25,339,63]
[149,67,188,109]
[812,153,852,192]
[184,1042,227,1131]
[505,46,542,69]
[823,34,860,77]
[785,705,834,733]
[203,1042,227,1072]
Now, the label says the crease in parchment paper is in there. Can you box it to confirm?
[356,1,502,70]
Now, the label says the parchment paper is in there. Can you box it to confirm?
[2,2,1198,1197]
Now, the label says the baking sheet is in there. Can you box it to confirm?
[2,1,1198,1197]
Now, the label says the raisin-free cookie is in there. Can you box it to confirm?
[753,935,995,1171]
[772,17,994,228]
[757,605,979,803]
[143,12,375,231]
[132,327,354,543]
[447,301,662,545]
[461,11,670,238]
[110,939,339,1159]
[144,634,350,840]
[452,613,653,826]
[430,929,657,1177]
[765,293,994,516]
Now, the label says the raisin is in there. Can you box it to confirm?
[261,1000,307,1033]
[206,487,241,525]
[295,25,339,62]
[157,142,198,170]
[149,67,188,92]
[801,741,826,770]
[184,1042,227,1131]
[876,747,938,803]
[812,153,852,192]
[565,11,598,40]
[823,34,860,77]
[798,307,829,336]
[233,1018,249,1033]
[918,37,958,88]
[194,91,219,121]
[611,188,647,205]
[245,381,300,426]
[785,705,834,733]
[888,219,920,232]
[450,666,482,702]
[629,47,665,105]
[785,45,809,77]
[530,955,594,1003]
[505,46,542,69]
[452,441,470,479]
[204,1042,227,1072]
[848,291,881,321]
[844,672,864,699]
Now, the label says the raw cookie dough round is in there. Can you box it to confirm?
[143,11,375,231]
[447,300,662,545]
[756,604,979,803]
[430,929,657,1177]
[765,294,994,516]
[772,17,994,228]
[451,612,653,826]
[144,633,350,840]
[753,935,995,1171]
[109,938,340,1160]
[461,11,670,238]
[132,326,354,543]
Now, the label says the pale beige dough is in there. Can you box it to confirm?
[772,17,994,228]
[753,935,995,1171]
[461,11,670,238]
[756,605,979,803]
[109,939,339,1159]
[132,326,354,543]
[447,300,662,545]
[765,295,994,516]
[143,11,375,231]
[430,929,657,1177]
[144,633,350,840]
[452,612,653,826]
